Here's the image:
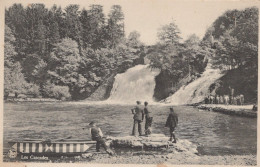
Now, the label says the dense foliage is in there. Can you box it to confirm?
[147,21,209,100]
[204,7,258,70]
[4,4,144,100]
[4,4,258,103]
[204,7,258,102]
[147,7,258,102]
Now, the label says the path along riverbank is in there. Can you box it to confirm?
[196,104,257,118]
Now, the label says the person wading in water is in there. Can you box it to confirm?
[144,101,153,135]
[131,101,144,136]
[165,107,178,143]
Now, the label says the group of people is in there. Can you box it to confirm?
[131,101,178,143]
[86,101,179,155]
[204,94,244,105]
[131,101,153,136]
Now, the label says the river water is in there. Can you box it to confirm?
[3,102,257,156]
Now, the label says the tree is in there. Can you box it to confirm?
[64,5,83,53]
[182,34,207,75]
[207,7,258,70]
[4,63,29,97]
[34,20,47,54]
[49,38,88,99]
[107,5,125,48]
[79,8,90,49]
[127,31,143,48]
[157,20,181,45]
[85,5,106,49]
[24,4,48,55]
[4,25,16,67]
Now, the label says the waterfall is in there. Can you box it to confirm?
[107,64,160,104]
[164,65,224,105]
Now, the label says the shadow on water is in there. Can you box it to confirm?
[3,102,257,156]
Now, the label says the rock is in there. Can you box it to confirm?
[82,153,93,158]
[106,134,198,157]
[143,141,169,148]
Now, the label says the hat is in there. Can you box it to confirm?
[170,107,174,111]
[89,121,96,126]
[136,101,141,104]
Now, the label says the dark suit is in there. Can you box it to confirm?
[132,105,144,136]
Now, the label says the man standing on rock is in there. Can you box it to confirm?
[165,107,178,143]
[131,101,144,136]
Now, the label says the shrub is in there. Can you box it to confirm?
[26,84,40,98]
[42,82,71,100]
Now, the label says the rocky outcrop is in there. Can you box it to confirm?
[87,74,116,101]
[106,134,198,154]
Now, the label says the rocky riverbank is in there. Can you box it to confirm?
[3,134,256,165]
[197,104,257,118]
[88,153,256,165]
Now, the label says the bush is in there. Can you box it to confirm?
[26,84,40,98]
[42,83,71,100]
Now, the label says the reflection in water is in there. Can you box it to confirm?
[3,102,257,156]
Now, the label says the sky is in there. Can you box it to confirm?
[3,0,259,45]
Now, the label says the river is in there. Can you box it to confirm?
[3,102,257,156]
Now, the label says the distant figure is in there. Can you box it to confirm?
[240,94,244,105]
[89,121,113,155]
[205,96,209,104]
[144,101,153,135]
[229,86,235,104]
[219,95,224,104]
[165,107,178,143]
[216,95,220,104]
[224,95,229,105]
[252,104,257,112]
[131,101,144,136]
[233,96,237,105]
[210,95,214,104]
[229,86,235,97]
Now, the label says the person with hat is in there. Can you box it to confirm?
[165,107,178,143]
[131,101,144,136]
[88,121,114,155]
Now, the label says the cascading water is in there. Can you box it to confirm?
[164,65,224,105]
[107,64,160,104]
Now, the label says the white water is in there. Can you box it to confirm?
[164,65,224,105]
[107,64,160,104]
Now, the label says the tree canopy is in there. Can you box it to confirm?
[4,3,145,100]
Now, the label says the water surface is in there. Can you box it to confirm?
[3,102,257,156]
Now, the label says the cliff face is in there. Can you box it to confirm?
[86,74,116,101]
[153,72,192,101]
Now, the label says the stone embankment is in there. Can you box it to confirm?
[197,104,257,118]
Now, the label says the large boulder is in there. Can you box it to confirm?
[106,134,198,155]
